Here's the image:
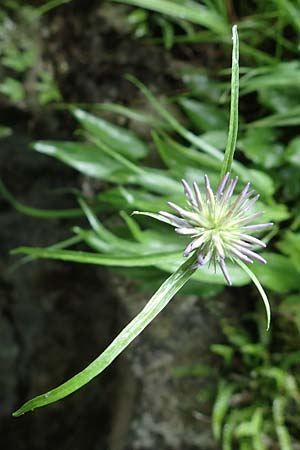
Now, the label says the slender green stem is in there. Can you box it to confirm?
[220,25,239,181]
[13,254,197,416]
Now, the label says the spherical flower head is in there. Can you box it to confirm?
[159,173,273,286]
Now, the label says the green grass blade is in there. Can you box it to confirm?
[8,235,83,273]
[220,25,239,180]
[12,254,197,416]
[212,380,235,440]
[11,246,181,267]
[37,0,72,15]
[33,140,126,179]
[120,211,145,242]
[96,102,168,128]
[0,178,83,219]
[273,397,293,450]
[111,0,229,35]
[73,108,148,160]
[86,134,144,175]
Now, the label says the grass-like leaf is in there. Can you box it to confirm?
[212,380,235,440]
[73,108,148,160]
[0,178,83,219]
[13,254,197,416]
[220,25,239,180]
[111,0,229,35]
[11,246,182,267]
[273,397,293,450]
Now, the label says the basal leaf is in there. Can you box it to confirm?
[73,108,148,160]
[33,141,125,179]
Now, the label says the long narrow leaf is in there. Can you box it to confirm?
[212,381,235,440]
[111,0,228,35]
[0,179,83,219]
[11,246,182,267]
[273,397,293,450]
[220,25,239,180]
[13,254,197,416]
[73,108,148,160]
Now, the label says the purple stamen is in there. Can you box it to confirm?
[237,211,264,225]
[193,182,203,209]
[225,182,251,218]
[167,202,198,221]
[204,174,215,208]
[230,246,253,263]
[181,179,196,207]
[244,223,273,231]
[234,239,251,248]
[175,228,197,235]
[239,234,266,247]
[197,254,206,266]
[159,211,187,227]
[244,190,256,200]
[217,172,230,197]
[238,194,260,215]
[183,242,194,257]
[219,257,232,286]
[183,235,206,256]
[220,176,237,205]
[237,247,267,264]
[227,176,239,199]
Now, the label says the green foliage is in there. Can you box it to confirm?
[210,311,300,449]
[113,0,229,35]
[0,2,61,108]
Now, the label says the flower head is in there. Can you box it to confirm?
[158,173,273,286]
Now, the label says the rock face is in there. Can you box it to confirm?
[0,135,119,449]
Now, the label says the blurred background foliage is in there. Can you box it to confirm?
[1,0,300,449]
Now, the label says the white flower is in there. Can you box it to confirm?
[156,173,273,286]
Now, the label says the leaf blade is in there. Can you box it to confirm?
[13,254,197,416]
